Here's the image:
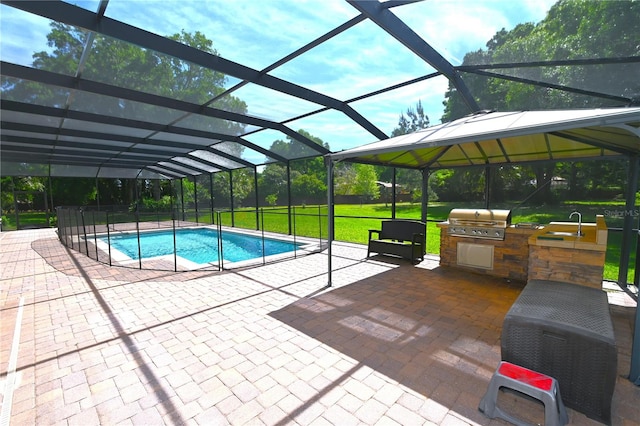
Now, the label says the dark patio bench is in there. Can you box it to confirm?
[367,219,425,264]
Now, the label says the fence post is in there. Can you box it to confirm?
[217,211,223,271]
[106,211,112,267]
[56,207,63,243]
[173,216,177,272]
[317,204,322,248]
[254,166,260,231]
[81,209,89,255]
[293,206,298,258]
[229,171,235,228]
[136,213,142,270]
[194,175,199,224]
[75,209,82,249]
[261,208,266,265]
[92,211,98,261]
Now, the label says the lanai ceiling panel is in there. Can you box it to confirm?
[70,91,186,124]
[1,110,62,128]
[60,119,152,139]
[172,157,221,174]
[212,142,272,164]
[190,150,246,170]
[286,109,382,153]
[1,76,71,107]
[173,114,260,137]
[225,84,323,123]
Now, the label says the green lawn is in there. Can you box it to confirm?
[232,202,635,283]
[5,202,637,283]
[1,211,52,230]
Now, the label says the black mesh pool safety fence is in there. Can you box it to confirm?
[56,206,327,272]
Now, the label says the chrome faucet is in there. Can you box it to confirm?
[569,210,583,236]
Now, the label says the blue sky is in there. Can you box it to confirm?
[1,0,558,155]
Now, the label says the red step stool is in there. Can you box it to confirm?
[479,361,568,426]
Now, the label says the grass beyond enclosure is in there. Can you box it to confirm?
[3,201,635,283]
[227,202,635,284]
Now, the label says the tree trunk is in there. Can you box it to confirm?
[533,164,555,204]
[153,179,161,201]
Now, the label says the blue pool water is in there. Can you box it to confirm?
[103,228,301,264]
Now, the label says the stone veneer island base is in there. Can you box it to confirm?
[437,215,608,289]
[527,215,608,289]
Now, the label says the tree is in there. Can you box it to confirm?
[334,163,358,196]
[1,24,248,206]
[440,0,640,203]
[391,100,429,137]
[206,169,254,208]
[353,164,379,203]
[378,100,430,200]
[260,130,330,205]
[442,0,640,122]
[260,164,288,205]
[291,174,326,204]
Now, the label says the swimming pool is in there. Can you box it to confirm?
[101,228,303,265]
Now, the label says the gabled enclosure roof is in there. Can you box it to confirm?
[1,0,639,178]
[328,108,640,169]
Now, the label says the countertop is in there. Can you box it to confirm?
[527,215,608,252]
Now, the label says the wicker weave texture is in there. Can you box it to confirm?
[501,280,617,424]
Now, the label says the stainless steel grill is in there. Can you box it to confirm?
[447,209,511,240]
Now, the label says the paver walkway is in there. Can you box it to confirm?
[1,228,638,425]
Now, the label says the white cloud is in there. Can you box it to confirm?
[0,5,55,66]
[393,0,556,65]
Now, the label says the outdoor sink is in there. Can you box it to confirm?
[537,235,564,241]
[544,231,583,237]
[529,215,608,250]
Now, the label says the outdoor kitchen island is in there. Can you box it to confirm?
[527,214,608,289]
[437,211,608,287]
[437,209,540,282]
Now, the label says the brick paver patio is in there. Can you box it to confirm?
[1,228,638,425]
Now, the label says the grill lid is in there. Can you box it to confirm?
[448,209,511,228]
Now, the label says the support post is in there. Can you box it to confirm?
[209,173,215,225]
[392,168,397,219]
[11,177,19,230]
[254,166,259,230]
[326,158,334,287]
[134,177,140,214]
[631,281,640,385]
[180,178,185,222]
[484,166,491,209]
[95,176,100,211]
[48,170,54,217]
[287,162,292,235]
[421,169,429,224]
[169,179,175,220]
[618,156,638,286]
[193,175,198,224]
[44,188,50,227]
[622,155,640,384]
[229,171,235,228]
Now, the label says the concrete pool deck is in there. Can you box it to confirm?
[1,228,638,425]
